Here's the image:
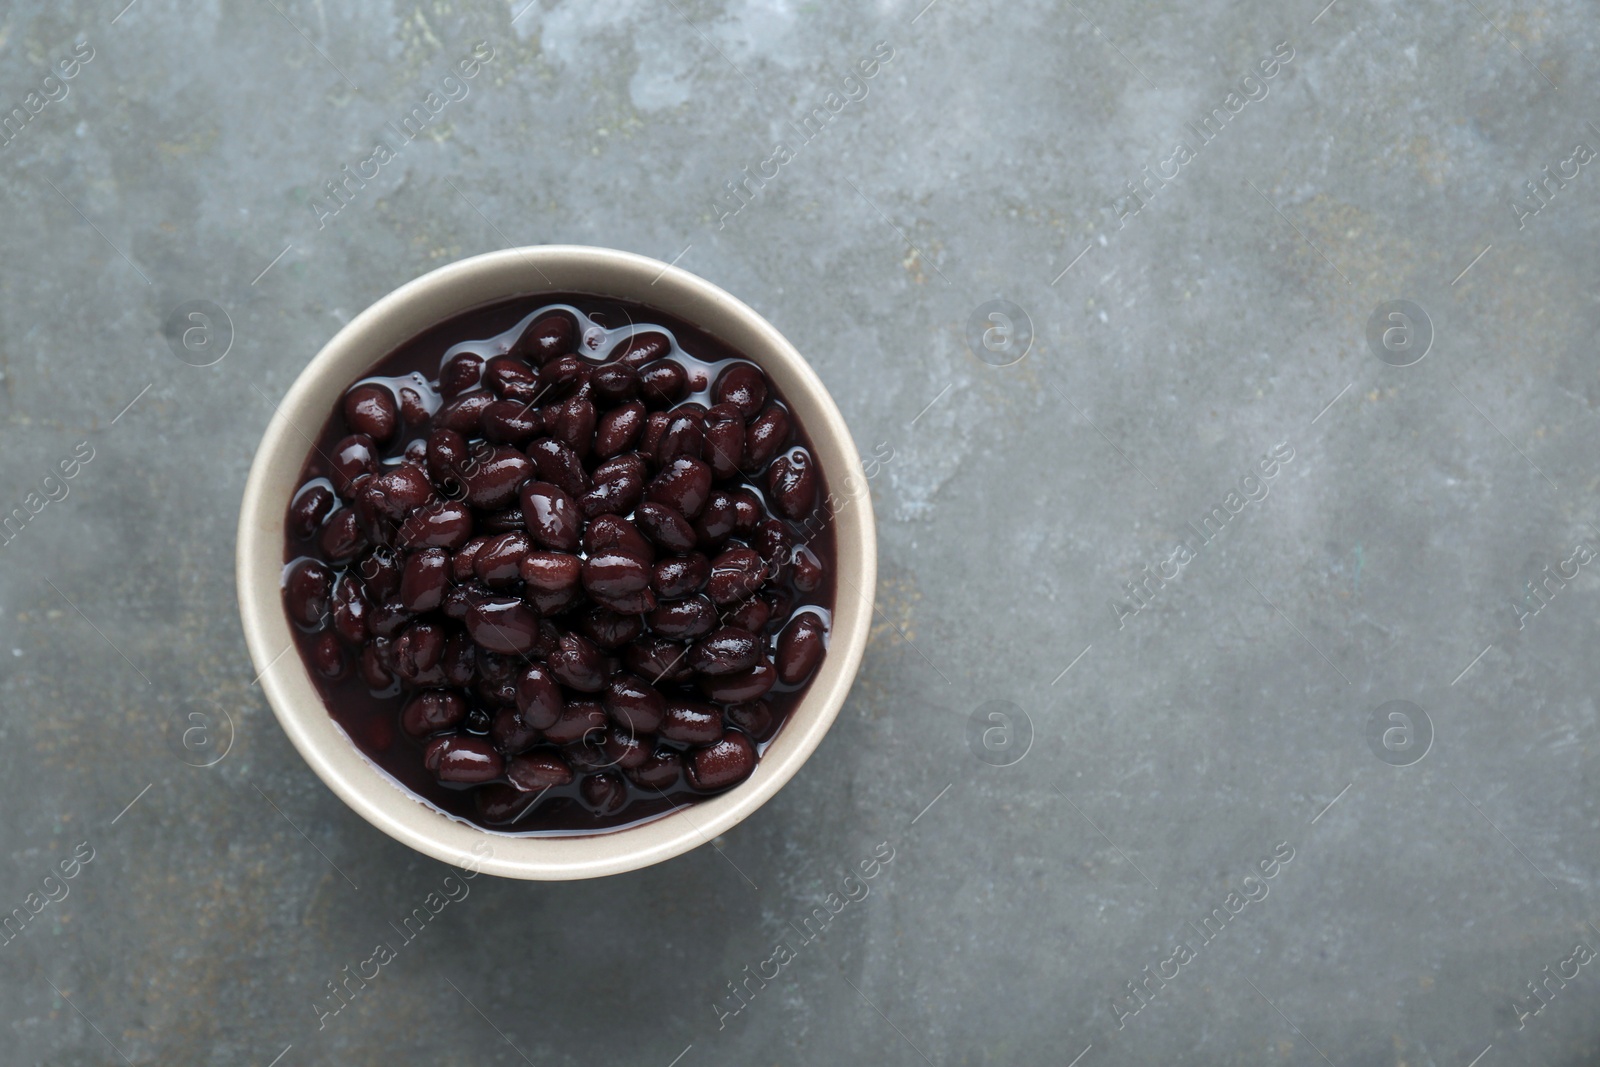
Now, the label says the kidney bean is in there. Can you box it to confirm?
[688,731,757,792]
[791,544,825,593]
[700,661,777,703]
[424,736,503,783]
[507,750,574,792]
[289,482,336,540]
[439,352,484,398]
[691,626,760,675]
[464,444,536,511]
[545,700,607,745]
[310,631,346,678]
[426,428,470,492]
[475,783,535,824]
[745,405,790,470]
[584,515,654,560]
[483,355,539,401]
[286,559,333,628]
[639,410,671,459]
[647,595,716,640]
[694,491,738,549]
[547,632,606,692]
[520,480,581,552]
[527,437,589,497]
[635,502,696,553]
[582,551,653,603]
[660,700,722,745]
[342,383,399,443]
[652,553,710,599]
[725,595,771,635]
[501,666,559,734]
[591,361,639,405]
[436,393,494,435]
[357,641,392,690]
[767,448,818,521]
[646,457,712,519]
[330,577,369,644]
[727,489,763,537]
[546,396,597,459]
[473,531,531,588]
[397,499,473,551]
[518,550,579,593]
[451,537,489,583]
[398,386,432,427]
[581,453,646,518]
[401,689,467,738]
[393,621,445,683]
[625,747,684,790]
[367,466,436,524]
[713,362,768,418]
[596,729,646,770]
[512,312,575,364]
[724,700,774,741]
[580,772,628,815]
[703,404,745,480]
[367,597,414,640]
[640,360,687,408]
[465,596,540,654]
[656,408,705,464]
[329,435,378,496]
[595,400,646,457]
[481,399,541,445]
[577,607,644,650]
[775,611,826,684]
[318,508,369,562]
[623,637,692,683]
[489,707,542,756]
[613,331,671,369]
[539,353,591,398]
[706,547,766,605]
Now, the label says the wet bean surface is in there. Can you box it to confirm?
[283,295,835,834]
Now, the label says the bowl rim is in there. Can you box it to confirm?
[235,245,876,880]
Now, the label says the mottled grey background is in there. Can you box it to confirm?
[0,0,1597,1063]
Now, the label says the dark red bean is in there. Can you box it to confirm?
[626,747,683,790]
[660,700,722,745]
[580,772,628,815]
[365,465,436,521]
[483,355,539,401]
[393,621,446,682]
[549,633,608,692]
[694,491,738,549]
[401,689,468,737]
[289,482,336,540]
[703,404,745,480]
[725,595,771,635]
[615,332,671,369]
[724,700,774,741]
[442,631,475,686]
[647,595,716,640]
[546,397,597,459]
[713,363,768,419]
[519,550,580,593]
[512,312,576,365]
[319,508,369,562]
[452,537,489,583]
[527,437,589,497]
[640,360,687,408]
[688,731,757,792]
[600,729,649,770]
[545,700,607,745]
[768,448,818,521]
[520,480,581,552]
[438,352,484,398]
[400,548,449,612]
[581,454,646,518]
[329,434,378,496]
[285,559,333,628]
[511,664,563,730]
[745,405,790,469]
[331,577,370,643]
[776,611,826,684]
[397,386,432,426]
[623,637,691,683]
[426,428,472,494]
[577,607,644,650]
[584,515,654,560]
[582,551,652,601]
[646,457,712,520]
[424,736,503,783]
[397,499,473,551]
[640,410,671,459]
[635,502,697,553]
[359,547,402,601]
[700,661,777,703]
[489,707,542,755]
[529,584,583,616]
[791,544,825,593]
[728,489,763,537]
[691,626,760,675]
[310,630,346,679]
[507,751,574,792]
[595,401,646,457]
[367,598,414,640]
[473,531,531,588]
[359,641,394,690]
[465,596,540,654]
[539,354,591,398]
[343,383,399,443]
[707,547,767,605]
[602,674,666,735]
[481,399,542,445]
[476,783,536,824]
[591,362,639,405]
[436,393,494,435]
[652,554,710,599]
[657,409,705,464]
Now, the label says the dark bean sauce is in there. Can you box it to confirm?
[282,295,836,835]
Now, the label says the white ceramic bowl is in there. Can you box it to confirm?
[236,246,875,880]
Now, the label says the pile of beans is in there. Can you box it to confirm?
[283,301,834,832]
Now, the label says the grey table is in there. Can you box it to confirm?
[2,0,1597,1064]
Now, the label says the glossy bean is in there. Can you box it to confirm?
[660,700,722,745]
[424,736,503,783]
[687,731,757,792]
[465,596,541,654]
[690,626,760,675]
[645,456,712,520]
[401,689,468,738]
[519,480,581,552]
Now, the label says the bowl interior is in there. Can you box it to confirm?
[236,246,876,880]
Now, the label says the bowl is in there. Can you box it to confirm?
[236,246,875,880]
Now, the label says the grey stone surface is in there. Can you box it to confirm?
[0,0,1597,1063]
